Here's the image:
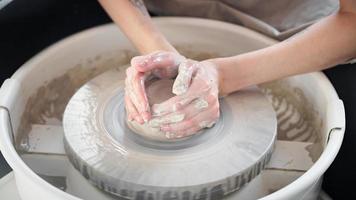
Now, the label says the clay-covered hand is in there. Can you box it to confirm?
[150,59,220,138]
[125,51,185,123]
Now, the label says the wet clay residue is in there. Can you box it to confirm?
[16,48,220,151]
[17,50,137,150]
[305,142,323,163]
[260,80,323,162]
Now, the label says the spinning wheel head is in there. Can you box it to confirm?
[63,68,277,199]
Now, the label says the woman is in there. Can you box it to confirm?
[99,0,356,198]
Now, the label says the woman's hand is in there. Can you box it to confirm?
[150,59,221,139]
[125,51,185,123]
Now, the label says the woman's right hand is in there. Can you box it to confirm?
[125,51,185,123]
[151,59,221,139]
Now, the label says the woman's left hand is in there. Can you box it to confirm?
[150,59,221,139]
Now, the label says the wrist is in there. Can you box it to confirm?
[207,55,252,96]
[206,58,229,96]
[140,32,178,54]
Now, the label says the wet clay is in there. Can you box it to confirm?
[260,81,323,143]
[146,79,176,105]
[260,80,323,162]
[126,79,181,141]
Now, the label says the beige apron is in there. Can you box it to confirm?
[144,0,338,40]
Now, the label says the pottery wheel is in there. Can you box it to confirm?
[63,68,277,200]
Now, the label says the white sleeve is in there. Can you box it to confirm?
[0,0,13,10]
[341,58,356,65]
[348,58,356,64]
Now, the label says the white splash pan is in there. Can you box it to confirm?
[0,17,345,200]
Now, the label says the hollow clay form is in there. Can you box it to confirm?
[126,79,178,141]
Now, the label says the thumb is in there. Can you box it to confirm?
[172,60,198,95]
[131,51,185,73]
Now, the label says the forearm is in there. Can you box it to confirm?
[215,6,356,95]
[99,0,176,54]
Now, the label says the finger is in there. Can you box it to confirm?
[172,60,199,95]
[124,93,134,121]
[176,126,203,138]
[148,113,185,128]
[124,92,143,123]
[160,103,219,134]
[165,126,202,139]
[131,51,185,73]
[150,97,212,127]
[151,64,215,117]
[151,94,197,117]
[126,67,151,122]
[151,81,212,117]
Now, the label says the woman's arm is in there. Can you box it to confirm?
[215,0,356,95]
[98,0,176,54]
[99,0,180,123]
